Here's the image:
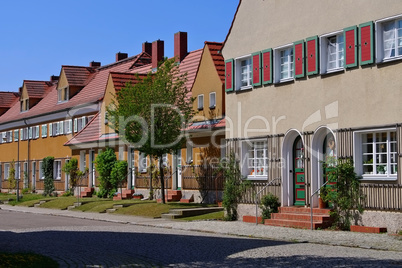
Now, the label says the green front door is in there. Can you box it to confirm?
[294,136,305,206]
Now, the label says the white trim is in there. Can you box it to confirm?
[54,160,62,180]
[319,30,344,74]
[273,43,294,83]
[234,54,252,91]
[197,94,204,110]
[209,92,216,109]
[375,14,402,63]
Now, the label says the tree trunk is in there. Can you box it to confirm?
[160,156,166,204]
[149,157,153,200]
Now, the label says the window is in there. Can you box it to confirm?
[354,129,397,180]
[104,112,109,125]
[209,92,216,109]
[42,124,47,138]
[75,116,87,132]
[7,131,12,143]
[376,17,402,62]
[235,55,252,90]
[274,45,294,82]
[14,130,19,142]
[15,162,20,180]
[28,127,33,139]
[20,128,28,141]
[186,143,193,164]
[32,161,36,184]
[54,160,61,180]
[58,87,69,102]
[4,163,10,180]
[320,31,344,74]
[139,153,148,173]
[80,151,86,171]
[54,122,60,136]
[65,119,72,134]
[20,99,29,112]
[197,94,204,110]
[242,140,268,179]
[39,161,44,180]
[59,121,64,135]
[2,132,7,143]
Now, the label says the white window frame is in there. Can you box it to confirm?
[235,55,252,91]
[139,152,148,173]
[186,142,193,164]
[80,150,86,172]
[209,92,216,109]
[274,44,294,83]
[39,161,44,180]
[42,124,47,138]
[74,118,78,133]
[28,127,33,140]
[376,15,402,63]
[59,121,64,135]
[14,129,19,142]
[49,123,53,137]
[241,140,268,180]
[54,122,60,136]
[54,160,62,180]
[4,163,10,180]
[32,161,36,184]
[197,94,204,110]
[15,162,20,180]
[7,130,12,143]
[354,128,397,181]
[320,30,344,74]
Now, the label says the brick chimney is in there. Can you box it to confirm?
[142,42,152,56]
[90,61,101,67]
[174,31,188,63]
[50,75,59,82]
[152,40,164,70]
[116,52,128,62]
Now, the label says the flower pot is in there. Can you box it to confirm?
[318,197,327,209]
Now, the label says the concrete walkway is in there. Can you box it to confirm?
[1,204,401,252]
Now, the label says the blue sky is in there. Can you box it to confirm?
[0,1,238,91]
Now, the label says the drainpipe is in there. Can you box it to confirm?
[23,119,30,192]
[17,128,20,201]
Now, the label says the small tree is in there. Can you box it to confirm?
[62,158,88,194]
[42,156,55,196]
[218,153,251,221]
[111,160,128,193]
[108,58,195,203]
[324,159,365,230]
[8,160,16,193]
[260,193,280,221]
[95,148,117,198]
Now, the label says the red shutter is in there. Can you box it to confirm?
[225,59,234,92]
[294,40,305,78]
[359,21,374,65]
[252,52,262,86]
[344,26,358,68]
[306,36,318,75]
[262,49,272,84]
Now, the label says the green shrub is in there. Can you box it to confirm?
[42,157,55,196]
[95,148,117,198]
[260,193,280,221]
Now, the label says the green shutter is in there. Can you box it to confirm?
[359,21,374,66]
[225,59,234,92]
[293,40,305,78]
[344,25,358,68]
[306,36,319,75]
[252,52,262,87]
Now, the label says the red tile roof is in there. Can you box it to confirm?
[23,80,53,99]
[109,72,148,92]
[64,112,101,146]
[0,92,19,108]
[205,42,225,83]
[178,49,203,92]
[186,118,225,131]
[62,66,97,87]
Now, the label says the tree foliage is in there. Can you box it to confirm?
[111,160,128,191]
[107,58,195,203]
[62,158,88,194]
[42,156,55,196]
[218,153,251,221]
[259,193,280,221]
[95,148,117,198]
[323,159,365,230]
[8,160,16,192]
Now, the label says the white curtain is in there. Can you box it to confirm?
[383,22,395,58]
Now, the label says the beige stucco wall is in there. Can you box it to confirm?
[223,0,402,138]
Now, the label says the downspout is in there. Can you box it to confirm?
[23,119,30,191]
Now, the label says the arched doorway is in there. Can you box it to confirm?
[293,136,306,206]
[311,127,336,207]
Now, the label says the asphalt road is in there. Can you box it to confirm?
[1,209,401,267]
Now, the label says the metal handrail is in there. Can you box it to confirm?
[310,180,329,230]
[255,177,280,225]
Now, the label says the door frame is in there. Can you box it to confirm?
[293,136,306,206]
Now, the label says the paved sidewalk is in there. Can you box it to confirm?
[1,204,401,252]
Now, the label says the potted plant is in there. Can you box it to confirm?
[377,165,385,174]
[319,185,329,209]
[132,193,143,200]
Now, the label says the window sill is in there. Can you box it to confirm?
[57,100,69,104]
[378,55,402,64]
[360,174,397,181]
[277,77,294,84]
[322,68,344,75]
[209,106,216,110]
[247,175,268,180]
[197,107,204,111]
[237,85,252,91]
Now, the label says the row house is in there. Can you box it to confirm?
[222,0,402,232]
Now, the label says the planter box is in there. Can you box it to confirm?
[243,215,263,224]
[350,225,387,233]
[133,195,143,199]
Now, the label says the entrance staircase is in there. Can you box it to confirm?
[79,187,94,198]
[264,206,333,229]
[157,190,182,203]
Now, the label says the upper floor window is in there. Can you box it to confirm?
[14,130,19,141]
[209,92,216,109]
[235,56,252,90]
[354,129,397,181]
[197,94,204,110]
[274,45,293,83]
[41,124,47,138]
[320,31,344,74]
[58,87,69,102]
[376,16,402,62]
[20,98,29,112]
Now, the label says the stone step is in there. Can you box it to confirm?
[106,208,117,213]
[67,205,76,210]
[279,206,331,215]
[264,218,327,229]
[271,212,332,222]
[161,207,223,219]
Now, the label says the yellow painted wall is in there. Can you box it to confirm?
[101,75,117,135]
[192,45,224,121]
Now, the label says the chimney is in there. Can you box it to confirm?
[50,75,59,82]
[90,61,101,67]
[174,31,188,63]
[142,42,152,56]
[152,40,164,70]
[116,52,128,62]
